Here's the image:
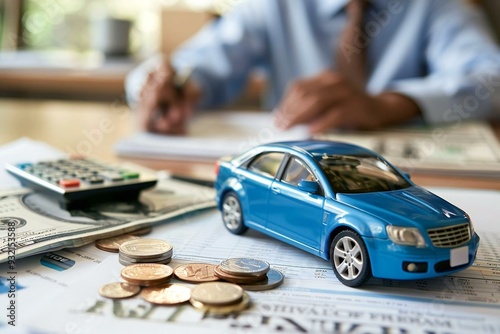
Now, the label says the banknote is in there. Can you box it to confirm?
[0,176,215,263]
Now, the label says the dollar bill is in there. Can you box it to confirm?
[0,177,215,263]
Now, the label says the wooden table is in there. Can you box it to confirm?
[1,98,499,190]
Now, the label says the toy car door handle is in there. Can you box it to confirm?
[271,186,281,194]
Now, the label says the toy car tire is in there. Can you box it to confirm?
[330,230,372,287]
[221,192,248,235]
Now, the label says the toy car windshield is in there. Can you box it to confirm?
[317,154,411,193]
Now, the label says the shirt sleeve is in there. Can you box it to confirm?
[124,54,163,109]
[170,0,269,108]
[125,0,269,109]
[388,0,500,124]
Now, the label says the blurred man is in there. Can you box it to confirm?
[126,0,500,135]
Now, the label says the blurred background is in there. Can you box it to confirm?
[0,0,498,104]
[0,0,247,102]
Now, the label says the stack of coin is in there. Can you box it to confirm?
[215,258,269,283]
[121,263,174,287]
[214,258,284,291]
[118,238,173,266]
[189,282,250,314]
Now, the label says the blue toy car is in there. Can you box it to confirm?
[214,141,480,287]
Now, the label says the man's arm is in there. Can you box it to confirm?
[125,1,270,134]
[275,71,421,133]
[276,0,500,132]
[387,0,500,125]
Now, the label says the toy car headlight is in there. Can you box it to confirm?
[386,226,426,247]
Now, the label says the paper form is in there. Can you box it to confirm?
[115,111,311,160]
[17,188,500,334]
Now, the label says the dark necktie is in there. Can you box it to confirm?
[335,0,369,89]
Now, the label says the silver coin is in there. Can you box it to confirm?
[119,252,172,264]
[119,257,172,267]
[238,269,284,291]
[219,258,270,277]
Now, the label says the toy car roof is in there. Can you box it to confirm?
[263,140,377,158]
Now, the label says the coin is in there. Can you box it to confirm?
[119,252,172,264]
[95,234,140,253]
[119,238,173,258]
[130,226,153,236]
[214,265,266,284]
[121,263,173,286]
[174,263,220,283]
[190,282,244,306]
[141,283,191,305]
[190,292,250,315]
[119,257,172,267]
[99,282,141,299]
[219,258,270,277]
[238,269,284,291]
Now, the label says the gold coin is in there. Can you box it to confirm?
[121,263,173,286]
[141,283,191,305]
[119,238,173,258]
[190,292,250,315]
[174,263,220,283]
[130,226,152,236]
[214,265,266,284]
[190,282,243,306]
[95,234,140,253]
[99,282,141,299]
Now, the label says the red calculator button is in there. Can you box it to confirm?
[59,179,80,188]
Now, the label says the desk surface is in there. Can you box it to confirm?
[1,98,499,190]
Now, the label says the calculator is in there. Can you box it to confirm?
[5,158,158,209]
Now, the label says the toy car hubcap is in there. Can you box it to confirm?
[333,236,363,281]
[222,196,242,230]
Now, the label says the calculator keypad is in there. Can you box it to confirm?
[15,159,144,189]
[5,158,158,208]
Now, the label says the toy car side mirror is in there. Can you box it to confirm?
[403,172,411,180]
[298,180,319,194]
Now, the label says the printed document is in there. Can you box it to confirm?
[8,188,499,334]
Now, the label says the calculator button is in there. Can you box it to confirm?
[86,177,105,184]
[59,179,81,188]
[17,163,33,170]
[121,171,140,179]
[100,172,124,182]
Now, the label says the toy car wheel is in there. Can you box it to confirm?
[330,230,372,287]
[221,192,248,235]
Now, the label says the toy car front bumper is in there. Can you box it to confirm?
[366,233,480,280]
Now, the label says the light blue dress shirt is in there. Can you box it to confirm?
[127,0,500,125]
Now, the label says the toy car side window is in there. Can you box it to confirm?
[282,156,317,186]
[247,152,285,178]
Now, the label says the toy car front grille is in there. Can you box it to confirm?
[427,223,471,248]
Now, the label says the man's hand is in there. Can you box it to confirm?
[138,62,201,135]
[275,70,421,133]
